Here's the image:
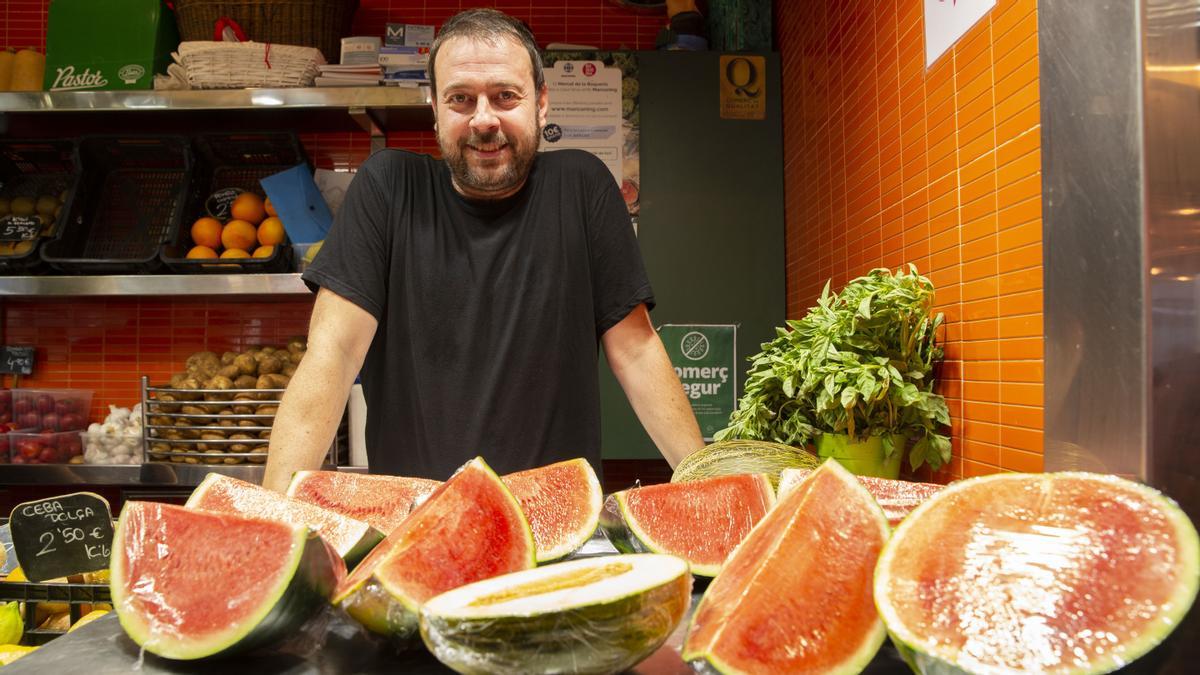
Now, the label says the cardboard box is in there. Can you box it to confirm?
[43,0,178,91]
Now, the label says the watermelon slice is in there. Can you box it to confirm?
[683,460,890,673]
[286,470,441,535]
[335,457,536,646]
[778,467,944,526]
[502,458,603,562]
[875,472,1200,674]
[186,473,383,567]
[110,501,340,660]
[420,554,692,673]
[600,473,775,577]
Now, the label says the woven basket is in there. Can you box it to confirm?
[177,41,325,89]
[173,0,358,63]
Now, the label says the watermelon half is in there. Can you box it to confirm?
[186,473,383,567]
[286,470,442,535]
[778,467,944,527]
[875,472,1200,674]
[599,473,775,577]
[502,458,603,563]
[420,554,692,674]
[110,501,340,660]
[334,457,536,647]
[683,459,890,673]
[672,439,819,489]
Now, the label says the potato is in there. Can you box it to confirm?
[247,446,268,464]
[287,336,306,352]
[258,429,271,440]
[281,363,297,377]
[198,431,226,452]
[217,364,241,379]
[288,350,305,365]
[180,405,206,416]
[237,419,258,428]
[260,346,277,356]
[232,404,254,415]
[221,351,238,365]
[234,375,257,390]
[233,353,258,377]
[202,450,225,465]
[169,373,187,388]
[257,355,283,375]
[186,351,220,373]
[223,455,244,465]
[255,373,290,389]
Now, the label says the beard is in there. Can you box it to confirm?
[440,120,541,199]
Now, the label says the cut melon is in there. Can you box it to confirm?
[875,472,1200,674]
[778,467,944,526]
[286,470,441,535]
[672,439,819,488]
[186,473,382,567]
[502,458,602,562]
[600,473,775,577]
[683,459,889,673]
[420,554,691,673]
[110,501,339,660]
[335,457,536,647]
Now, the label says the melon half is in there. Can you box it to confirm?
[875,472,1200,674]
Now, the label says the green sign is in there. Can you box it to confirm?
[658,324,737,440]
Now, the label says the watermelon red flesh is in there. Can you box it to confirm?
[187,474,382,566]
[876,473,1200,674]
[111,502,339,660]
[502,458,602,562]
[602,474,775,576]
[286,471,441,535]
[778,468,943,526]
[683,461,889,673]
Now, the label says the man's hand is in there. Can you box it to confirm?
[262,288,378,492]
[602,304,704,467]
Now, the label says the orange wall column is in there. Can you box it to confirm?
[777,0,1044,481]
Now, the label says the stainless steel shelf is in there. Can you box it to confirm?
[0,462,357,486]
[0,273,310,297]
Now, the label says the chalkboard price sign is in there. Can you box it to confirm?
[0,216,41,242]
[9,492,115,582]
[0,346,34,375]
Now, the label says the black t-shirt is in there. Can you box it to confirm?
[302,149,653,480]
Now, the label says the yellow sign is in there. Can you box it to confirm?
[719,55,766,120]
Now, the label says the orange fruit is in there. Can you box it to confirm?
[264,197,277,217]
[257,217,286,246]
[190,217,223,249]
[221,219,258,252]
[230,193,266,225]
[186,245,218,259]
[220,248,250,259]
[252,245,275,258]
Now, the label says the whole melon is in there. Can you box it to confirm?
[672,439,819,489]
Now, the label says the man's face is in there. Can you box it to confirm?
[433,36,549,201]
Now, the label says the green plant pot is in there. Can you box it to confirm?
[814,433,904,479]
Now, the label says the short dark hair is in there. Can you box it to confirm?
[428,9,544,98]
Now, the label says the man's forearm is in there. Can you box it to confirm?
[610,337,705,468]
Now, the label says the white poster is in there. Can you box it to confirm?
[924,0,996,67]
[541,61,623,186]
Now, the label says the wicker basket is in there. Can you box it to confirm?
[177,41,325,89]
[173,0,358,63]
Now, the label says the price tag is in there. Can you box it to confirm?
[0,216,41,242]
[9,492,115,582]
[0,346,34,375]
[205,188,244,221]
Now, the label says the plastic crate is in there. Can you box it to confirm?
[0,140,82,275]
[0,580,111,646]
[40,136,192,275]
[160,132,305,274]
[11,388,93,435]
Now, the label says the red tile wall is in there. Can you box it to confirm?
[778,0,1044,482]
[1,0,664,424]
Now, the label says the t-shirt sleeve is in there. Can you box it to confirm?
[584,155,655,337]
[301,152,394,321]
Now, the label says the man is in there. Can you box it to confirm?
[263,9,703,491]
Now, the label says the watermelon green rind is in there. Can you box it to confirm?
[110,505,339,660]
[419,554,692,674]
[682,460,889,674]
[874,472,1200,675]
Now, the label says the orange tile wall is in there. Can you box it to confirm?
[777,0,1044,481]
[1,0,665,423]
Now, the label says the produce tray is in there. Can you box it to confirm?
[160,132,306,274]
[41,136,192,275]
[0,139,82,275]
[0,581,110,646]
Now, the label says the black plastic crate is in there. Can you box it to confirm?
[0,580,111,646]
[160,132,308,274]
[0,140,82,275]
[40,136,192,275]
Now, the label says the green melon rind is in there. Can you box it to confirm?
[419,557,692,674]
[874,472,1200,675]
[110,510,338,660]
[528,458,604,563]
[672,440,820,489]
[335,458,537,647]
[683,460,890,674]
[599,475,775,578]
[186,473,383,568]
